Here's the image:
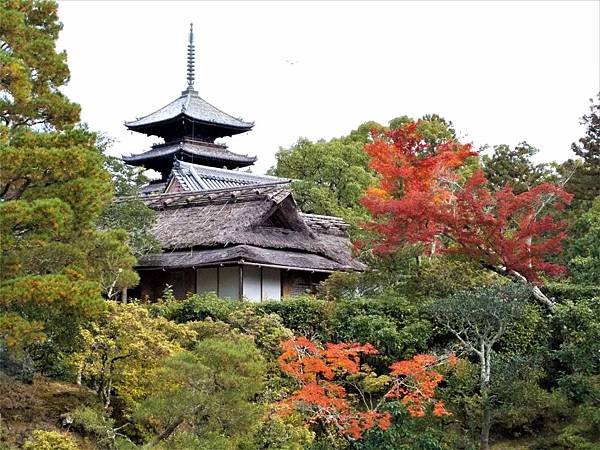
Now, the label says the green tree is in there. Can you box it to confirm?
[0,0,80,129]
[71,302,195,410]
[567,196,600,285]
[0,0,137,364]
[268,115,456,225]
[481,142,559,194]
[549,297,600,447]
[269,135,376,223]
[566,94,600,210]
[98,157,159,258]
[429,284,530,450]
[135,336,267,449]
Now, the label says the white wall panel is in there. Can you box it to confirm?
[242,266,261,302]
[218,266,240,299]
[196,267,218,295]
[262,267,281,301]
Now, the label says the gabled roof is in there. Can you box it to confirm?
[135,185,364,271]
[122,139,257,171]
[169,160,289,191]
[125,89,253,134]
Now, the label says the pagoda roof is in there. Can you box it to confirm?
[123,139,256,171]
[169,160,289,191]
[125,88,253,137]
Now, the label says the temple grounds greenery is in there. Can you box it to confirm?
[1,1,599,449]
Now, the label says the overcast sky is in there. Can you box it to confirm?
[57,1,599,175]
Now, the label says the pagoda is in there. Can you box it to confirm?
[123,24,256,180]
[122,25,363,302]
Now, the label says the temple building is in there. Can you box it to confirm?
[124,25,362,301]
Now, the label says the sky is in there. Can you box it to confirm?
[57,1,600,176]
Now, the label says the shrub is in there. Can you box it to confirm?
[70,406,130,449]
[22,430,79,450]
[227,306,293,356]
[158,292,238,323]
[258,296,334,340]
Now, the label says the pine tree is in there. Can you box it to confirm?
[566,94,600,210]
[0,0,137,371]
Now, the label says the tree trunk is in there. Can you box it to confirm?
[482,264,556,310]
[76,364,83,385]
[479,341,492,450]
[480,389,492,450]
[145,417,184,448]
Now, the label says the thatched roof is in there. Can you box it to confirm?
[138,184,363,272]
[139,245,351,272]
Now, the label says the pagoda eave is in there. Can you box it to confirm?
[125,115,253,140]
[123,141,257,173]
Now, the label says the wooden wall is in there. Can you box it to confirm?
[131,266,330,302]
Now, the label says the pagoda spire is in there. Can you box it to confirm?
[186,23,195,91]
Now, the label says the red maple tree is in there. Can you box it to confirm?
[361,121,572,308]
[276,337,450,440]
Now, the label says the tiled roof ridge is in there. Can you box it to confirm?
[177,160,287,183]
[135,183,290,209]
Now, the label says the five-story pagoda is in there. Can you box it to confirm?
[123,24,256,181]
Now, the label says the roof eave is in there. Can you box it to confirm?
[122,149,257,166]
[125,114,254,134]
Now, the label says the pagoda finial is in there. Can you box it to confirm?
[186,23,195,90]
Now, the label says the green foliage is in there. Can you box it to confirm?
[353,402,447,450]
[159,292,238,323]
[254,414,314,450]
[0,1,138,362]
[258,296,334,340]
[492,356,569,433]
[429,284,531,343]
[22,430,79,450]
[98,157,159,257]
[86,229,138,299]
[227,306,293,356]
[70,406,130,450]
[0,0,80,129]
[269,115,456,226]
[400,255,502,299]
[565,94,600,210]
[481,142,560,194]
[0,272,103,354]
[269,135,376,223]
[566,196,600,285]
[71,302,195,410]
[542,282,600,303]
[330,296,432,368]
[551,297,600,389]
[135,337,267,449]
[154,294,294,358]
[321,251,500,303]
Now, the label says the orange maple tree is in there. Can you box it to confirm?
[276,337,451,440]
[361,121,572,308]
